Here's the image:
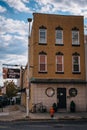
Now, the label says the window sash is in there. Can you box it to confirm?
[39,29,47,43]
[72,56,80,72]
[56,55,64,72]
[39,55,47,72]
[57,64,62,72]
[72,31,79,45]
[56,30,63,44]
[73,65,79,71]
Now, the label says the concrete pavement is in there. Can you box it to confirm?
[0,105,87,121]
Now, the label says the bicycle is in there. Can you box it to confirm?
[31,102,47,113]
[36,102,47,113]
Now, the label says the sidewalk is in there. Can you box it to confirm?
[0,105,87,121]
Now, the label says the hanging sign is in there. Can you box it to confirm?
[3,67,20,79]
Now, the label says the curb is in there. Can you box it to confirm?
[0,117,87,122]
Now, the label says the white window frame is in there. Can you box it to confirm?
[56,55,64,72]
[39,54,47,72]
[72,30,80,45]
[39,29,47,44]
[56,30,63,45]
[72,56,80,72]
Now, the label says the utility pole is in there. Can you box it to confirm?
[26,18,32,117]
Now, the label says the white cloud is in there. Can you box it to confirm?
[4,54,27,66]
[0,34,12,46]
[0,16,28,46]
[2,0,87,19]
[0,15,29,86]
[0,15,30,49]
[0,16,28,35]
[3,0,31,12]
[0,6,7,13]
[35,0,87,18]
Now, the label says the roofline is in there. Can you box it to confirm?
[33,12,84,18]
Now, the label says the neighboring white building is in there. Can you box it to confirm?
[17,79,20,88]
[1,86,6,95]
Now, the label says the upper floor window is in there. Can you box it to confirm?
[72,27,80,45]
[56,52,64,73]
[55,26,63,45]
[39,26,47,44]
[72,52,80,73]
[39,51,47,72]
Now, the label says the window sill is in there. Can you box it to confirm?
[55,72,64,74]
[72,44,80,47]
[55,44,64,46]
[38,71,48,74]
[72,72,81,74]
[39,43,47,45]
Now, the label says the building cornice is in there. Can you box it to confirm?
[30,78,87,84]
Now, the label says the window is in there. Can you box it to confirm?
[72,53,80,73]
[39,52,47,72]
[72,27,79,45]
[39,26,47,44]
[55,26,63,45]
[56,52,64,73]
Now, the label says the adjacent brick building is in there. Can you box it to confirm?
[85,35,87,81]
[23,13,87,112]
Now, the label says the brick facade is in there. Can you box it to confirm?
[23,13,87,112]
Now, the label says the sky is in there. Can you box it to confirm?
[0,0,87,86]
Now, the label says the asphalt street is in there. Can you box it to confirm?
[0,119,87,130]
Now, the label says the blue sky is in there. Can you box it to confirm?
[0,0,87,86]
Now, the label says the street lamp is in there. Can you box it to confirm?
[84,25,87,35]
[26,18,32,117]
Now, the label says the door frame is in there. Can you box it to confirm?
[57,88,66,109]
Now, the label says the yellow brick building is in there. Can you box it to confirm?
[24,13,87,112]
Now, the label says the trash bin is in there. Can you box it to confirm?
[70,101,76,112]
[0,101,3,112]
